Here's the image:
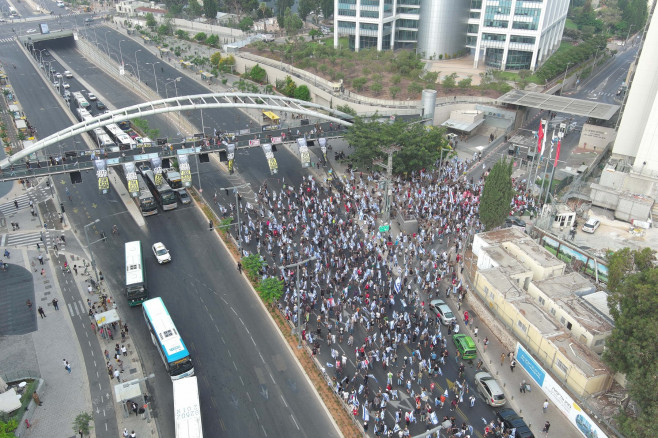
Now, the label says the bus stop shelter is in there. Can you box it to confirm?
[94,309,121,327]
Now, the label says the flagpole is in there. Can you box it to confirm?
[538,128,556,207]
[532,119,547,194]
[544,163,557,205]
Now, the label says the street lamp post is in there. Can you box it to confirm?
[104,31,111,55]
[134,49,142,82]
[282,257,318,348]
[562,62,572,94]
[146,62,160,94]
[83,219,101,283]
[119,39,126,66]
[219,183,250,255]
[164,77,182,99]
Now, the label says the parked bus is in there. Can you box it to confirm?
[135,174,158,216]
[92,127,117,150]
[143,169,178,211]
[173,376,203,438]
[142,297,194,380]
[105,123,136,150]
[71,91,90,109]
[125,241,148,306]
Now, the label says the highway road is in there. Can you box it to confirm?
[5,31,341,438]
[2,20,638,437]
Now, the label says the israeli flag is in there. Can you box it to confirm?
[394,277,402,294]
[362,405,370,422]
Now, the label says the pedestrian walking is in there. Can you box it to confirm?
[500,352,505,366]
[63,359,71,373]
[510,359,516,372]
[543,420,551,434]
[14,200,18,209]
[38,306,46,318]
[52,298,59,310]
[32,392,42,406]
[469,395,475,407]
[543,399,549,413]
[123,428,129,438]
[520,380,527,393]
[38,255,44,265]
[483,337,489,351]
[473,326,478,337]
[40,268,45,276]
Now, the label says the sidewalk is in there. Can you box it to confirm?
[0,247,91,438]
[64,254,157,438]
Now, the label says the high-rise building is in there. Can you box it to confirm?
[611,6,658,174]
[333,0,570,71]
[469,0,569,71]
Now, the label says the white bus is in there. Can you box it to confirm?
[72,91,90,109]
[135,174,158,216]
[92,127,117,149]
[143,169,178,211]
[105,123,136,150]
[173,376,203,438]
[142,298,194,380]
[125,241,148,306]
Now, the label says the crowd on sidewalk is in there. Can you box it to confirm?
[218,150,537,437]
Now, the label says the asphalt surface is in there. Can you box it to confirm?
[4,29,341,438]
[1,18,636,437]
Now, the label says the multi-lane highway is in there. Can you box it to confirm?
[1,26,340,438]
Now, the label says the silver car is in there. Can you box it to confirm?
[475,372,506,407]
[429,299,456,326]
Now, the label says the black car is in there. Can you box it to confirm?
[505,216,526,228]
[496,409,535,438]
[96,101,106,110]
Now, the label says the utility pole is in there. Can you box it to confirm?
[372,144,400,231]
[218,183,250,255]
[282,257,318,348]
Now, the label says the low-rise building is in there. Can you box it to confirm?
[470,228,613,397]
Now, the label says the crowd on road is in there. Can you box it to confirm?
[219,151,529,437]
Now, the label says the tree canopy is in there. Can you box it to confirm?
[479,158,513,230]
[343,118,449,174]
[603,247,658,438]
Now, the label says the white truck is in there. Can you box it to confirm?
[173,376,203,438]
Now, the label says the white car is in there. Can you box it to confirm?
[87,92,97,101]
[581,218,600,234]
[64,70,73,78]
[55,72,62,79]
[26,29,37,34]
[62,82,70,89]
[152,242,171,264]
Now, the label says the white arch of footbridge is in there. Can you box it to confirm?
[0,92,354,169]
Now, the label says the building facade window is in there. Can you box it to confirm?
[360,10,379,18]
[510,35,535,44]
[556,359,568,374]
[483,33,507,42]
[517,320,528,333]
[538,296,545,305]
[505,50,533,70]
